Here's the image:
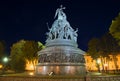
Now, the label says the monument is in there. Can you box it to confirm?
[36,5,86,75]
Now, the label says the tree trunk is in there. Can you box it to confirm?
[107,58,110,73]
[32,60,35,71]
[112,55,118,73]
[96,59,100,73]
[100,57,105,73]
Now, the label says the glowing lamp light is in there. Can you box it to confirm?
[0,65,3,68]
[29,72,34,76]
[3,57,8,63]
[97,59,101,64]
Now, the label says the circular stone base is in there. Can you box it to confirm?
[45,39,78,47]
[35,63,86,76]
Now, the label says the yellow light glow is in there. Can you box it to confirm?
[26,63,34,70]
[84,54,120,71]
[0,64,3,68]
[29,72,34,76]
[104,63,108,67]
[97,59,101,64]
[25,59,38,70]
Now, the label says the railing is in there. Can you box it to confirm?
[86,76,120,81]
[0,76,120,81]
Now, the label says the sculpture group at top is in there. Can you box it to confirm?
[46,5,78,43]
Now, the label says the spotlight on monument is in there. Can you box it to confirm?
[36,5,86,76]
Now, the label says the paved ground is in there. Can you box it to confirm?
[0,70,120,77]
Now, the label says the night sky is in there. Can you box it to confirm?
[0,0,120,52]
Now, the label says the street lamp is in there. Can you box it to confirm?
[3,57,8,63]
[2,57,9,74]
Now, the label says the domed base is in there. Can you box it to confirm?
[46,39,78,47]
[35,63,86,76]
[36,39,86,76]
[38,45,85,63]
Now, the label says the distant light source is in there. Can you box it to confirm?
[29,72,34,76]
[0,64,3,68]
[3,57,8,63]
[97,59,101,64]
[104,63,108,67]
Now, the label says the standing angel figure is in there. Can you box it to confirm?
[54,5,66,20]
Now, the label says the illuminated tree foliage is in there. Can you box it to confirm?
[88,38,100,60]
[87,38,101,72]
[88,33,120,72]
[22,40,44,70]
[10,40,26,72]
[10,40,44,72]
[109,13,120,45]
[99,33,120,72]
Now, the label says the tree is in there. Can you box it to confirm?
[88,38,100,60]
[109,13,120,45]
[109,13,120,72]
[0,40,6,63]
[96,33,120,73]
[99,33,119,72]
[100,33,120,53]
[88,33,120,73]
[87,38,101,72]
[10,40,26,72]
[0,40,8,74]
[22,40,43,70]
[38,41,45,49]
[10,57,26,73]
[10,40,44,72]
[101,33,120,72]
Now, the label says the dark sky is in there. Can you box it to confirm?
[0,0,120,52]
